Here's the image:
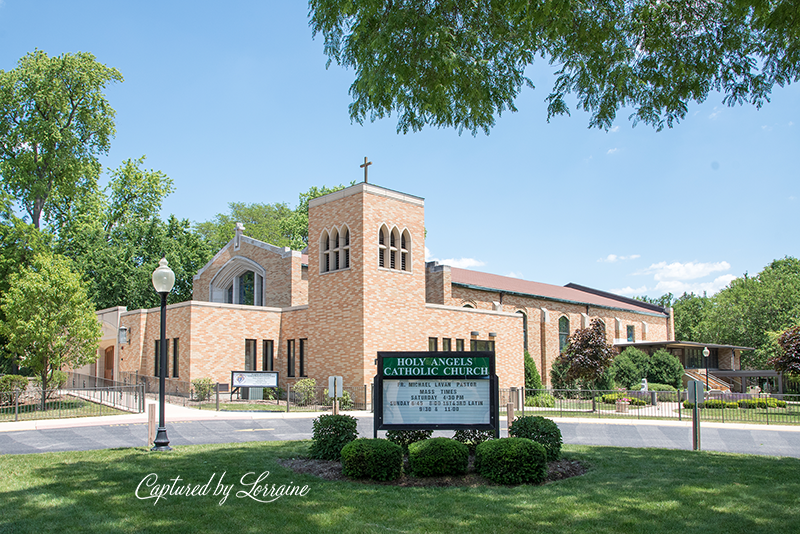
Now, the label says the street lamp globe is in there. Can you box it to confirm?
[152,257,175,294]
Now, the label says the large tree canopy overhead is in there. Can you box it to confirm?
[0,50,123,228]
[309,0,798,134]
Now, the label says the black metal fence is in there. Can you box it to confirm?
[0,372,145,422]
[516,388,800,425]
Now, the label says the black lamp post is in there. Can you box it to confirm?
[152,257,175,451]
[702,347,710,392]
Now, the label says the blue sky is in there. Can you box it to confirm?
[1,1,797,300]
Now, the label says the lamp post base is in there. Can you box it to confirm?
[151,427,172,451]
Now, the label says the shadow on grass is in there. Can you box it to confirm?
[1,443,799,534]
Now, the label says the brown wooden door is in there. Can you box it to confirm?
[104,346,114,380]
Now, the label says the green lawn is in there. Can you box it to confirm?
[1,441,798,534]
[0,396,128,422]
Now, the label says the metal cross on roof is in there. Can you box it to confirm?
[360,156,372,183]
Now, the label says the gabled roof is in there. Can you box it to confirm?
[449,267,667,316]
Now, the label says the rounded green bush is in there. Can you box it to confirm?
[508,415,562,461]
[408,437,468,477]
[341,438,403,481]
[309,414,359,460]
[475,438,547,484]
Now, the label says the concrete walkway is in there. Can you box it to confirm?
[2,398,800,457]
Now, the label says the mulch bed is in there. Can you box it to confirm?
[277,456,587,487]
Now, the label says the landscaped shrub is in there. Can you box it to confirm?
[524,350,542,390]
[525,392,556,408]
[738,398,786,409]
[648,349,684,389]
[610,348,648,389]
[385,429,433,454]
[341,438,403,481]
[598,392,648,406]
[191,377,214,401]
[309,414,359,460]
[452,429,494,454]
[292,378,317,405]
[323,388,353,410]
[0,375,28,405]
[508,415,562,461]
[408,437,468,477]
[475,438,547,484]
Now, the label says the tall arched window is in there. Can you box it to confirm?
[558,316,570,353]
[320,230,331,273]
[517,310,528,351]
[400,229,411,271]
[378,225,388,268]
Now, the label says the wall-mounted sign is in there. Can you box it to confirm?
[231,371,279,389]
[374,351,498,436]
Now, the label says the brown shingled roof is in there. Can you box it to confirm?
[449,267,666,316]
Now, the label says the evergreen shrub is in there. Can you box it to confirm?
[452,429,494,454]
[341,438,403,481]
[309,414,358,460]
[191,377,214,401]
[524,350,542,390]
[408,437,468,477]
[525,393,556,408]
[508,415,562,461]
[475,438,547,484]
[385,429,432,454]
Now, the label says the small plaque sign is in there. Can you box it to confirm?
[231,371,279,389]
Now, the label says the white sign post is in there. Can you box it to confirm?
[688,380,704,450]
[328,376,343,415]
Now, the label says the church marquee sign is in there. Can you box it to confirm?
[374,351,499,437]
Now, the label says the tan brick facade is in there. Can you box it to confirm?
[93,182,670,391]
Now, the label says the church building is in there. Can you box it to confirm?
[90,182,675,394]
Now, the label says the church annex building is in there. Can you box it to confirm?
[89,182,703,394]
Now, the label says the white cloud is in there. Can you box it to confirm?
[607,148,618,155]
[636,261,731,281]
[653,274,737,296]
[610,126,619,133]
[425,246,486,270]
[709,107,722,120]
[506,271,524,279]
[610,285,648,296]
[598,254,640,263]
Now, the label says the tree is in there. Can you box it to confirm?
[0,50,123,229]
[0,252,101,408]
[56,157,212,310]
[672,292,711,342]
[195,184,349,252]
[0,195,50,373]
[309,1,798,134]
[194,201,295,251]
[609,347,649,389]
[769,324,800,375]
[648,349,684,389]
[700,257,800,368]
[559,318,615,387]
[524,350,542,390]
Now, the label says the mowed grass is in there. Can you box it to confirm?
[1,441,798,534]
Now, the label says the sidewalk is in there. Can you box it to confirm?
[0,397,363,433]
[4,397,800,435]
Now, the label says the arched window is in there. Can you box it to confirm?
[320,230,331,273]
[390,228,400,269]
[558,316,570,353]
[378,225,388,268]
[209,256,265,306]
[517,310,528,351]
[343,228,350,268]
[401,229,411,271]
[331,228,339,271]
